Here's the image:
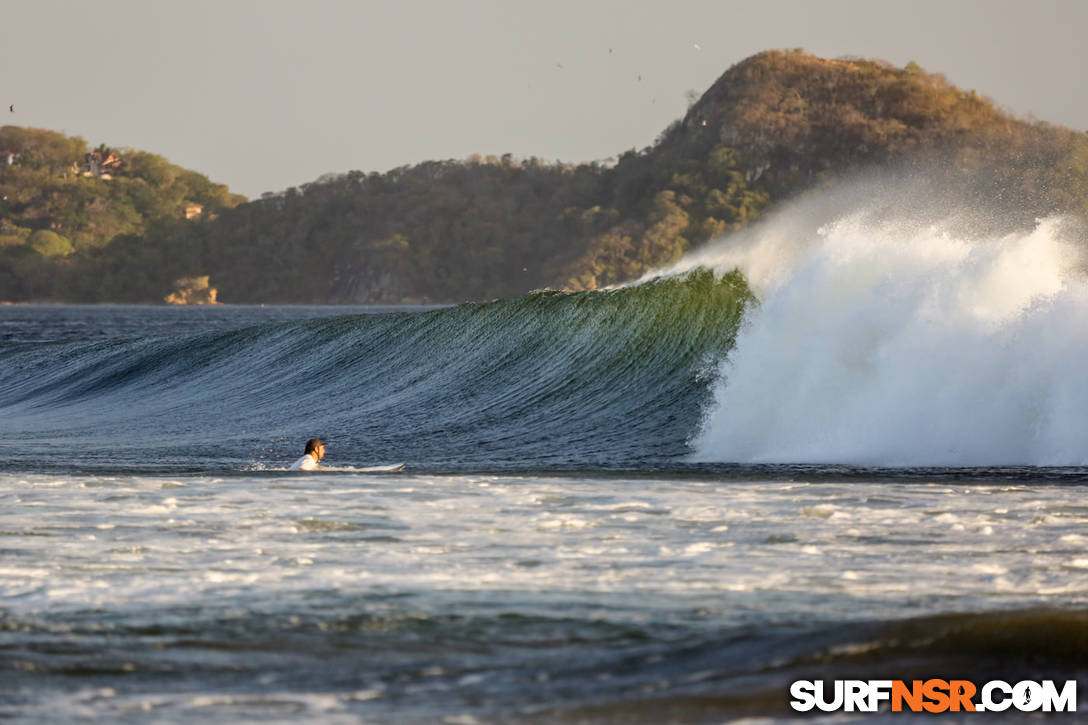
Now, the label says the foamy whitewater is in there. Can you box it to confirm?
[667,187,1088,466]
[2,472,1087,723]
[2,179,1087,723]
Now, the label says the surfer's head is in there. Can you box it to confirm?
[304,438,326,461]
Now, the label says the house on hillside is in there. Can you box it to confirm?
[0,150,21,166]
[79,151,123,179]
[184,202,204,219]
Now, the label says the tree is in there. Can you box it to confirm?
[26,230,73,257]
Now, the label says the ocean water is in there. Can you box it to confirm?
[3,190,1088,722]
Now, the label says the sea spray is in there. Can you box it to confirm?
[684,183,1088,466]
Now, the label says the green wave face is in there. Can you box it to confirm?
[0,269,753,472]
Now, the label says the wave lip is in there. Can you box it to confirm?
[690,204,1088,467]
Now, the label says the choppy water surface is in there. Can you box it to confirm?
[2,471,1086,723]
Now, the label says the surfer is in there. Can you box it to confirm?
[289,438,326,471]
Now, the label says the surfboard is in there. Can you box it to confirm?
[356,463,406,473]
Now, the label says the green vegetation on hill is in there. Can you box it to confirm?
[659,51,1088,218]
[0,126,244,300]
[3,50,1088,304]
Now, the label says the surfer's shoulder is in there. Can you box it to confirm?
[289,454,317,471]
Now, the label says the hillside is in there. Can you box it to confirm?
[658,51,1088,216]
[3,50,1087,304]
[0,126,245,300]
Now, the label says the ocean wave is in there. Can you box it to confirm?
[3,605,1082,722]
[0,271,751,471]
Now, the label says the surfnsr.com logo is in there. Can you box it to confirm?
[790,679,1078,713]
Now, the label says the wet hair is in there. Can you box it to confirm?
[304,438,325,455]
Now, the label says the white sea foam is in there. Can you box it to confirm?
[3,471,1088,723]
[664,177,1088,466]
[1,472,1086,621]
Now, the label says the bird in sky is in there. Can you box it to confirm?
[8,104,13,113]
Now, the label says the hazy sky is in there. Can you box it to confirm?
[4,0,1086,199]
